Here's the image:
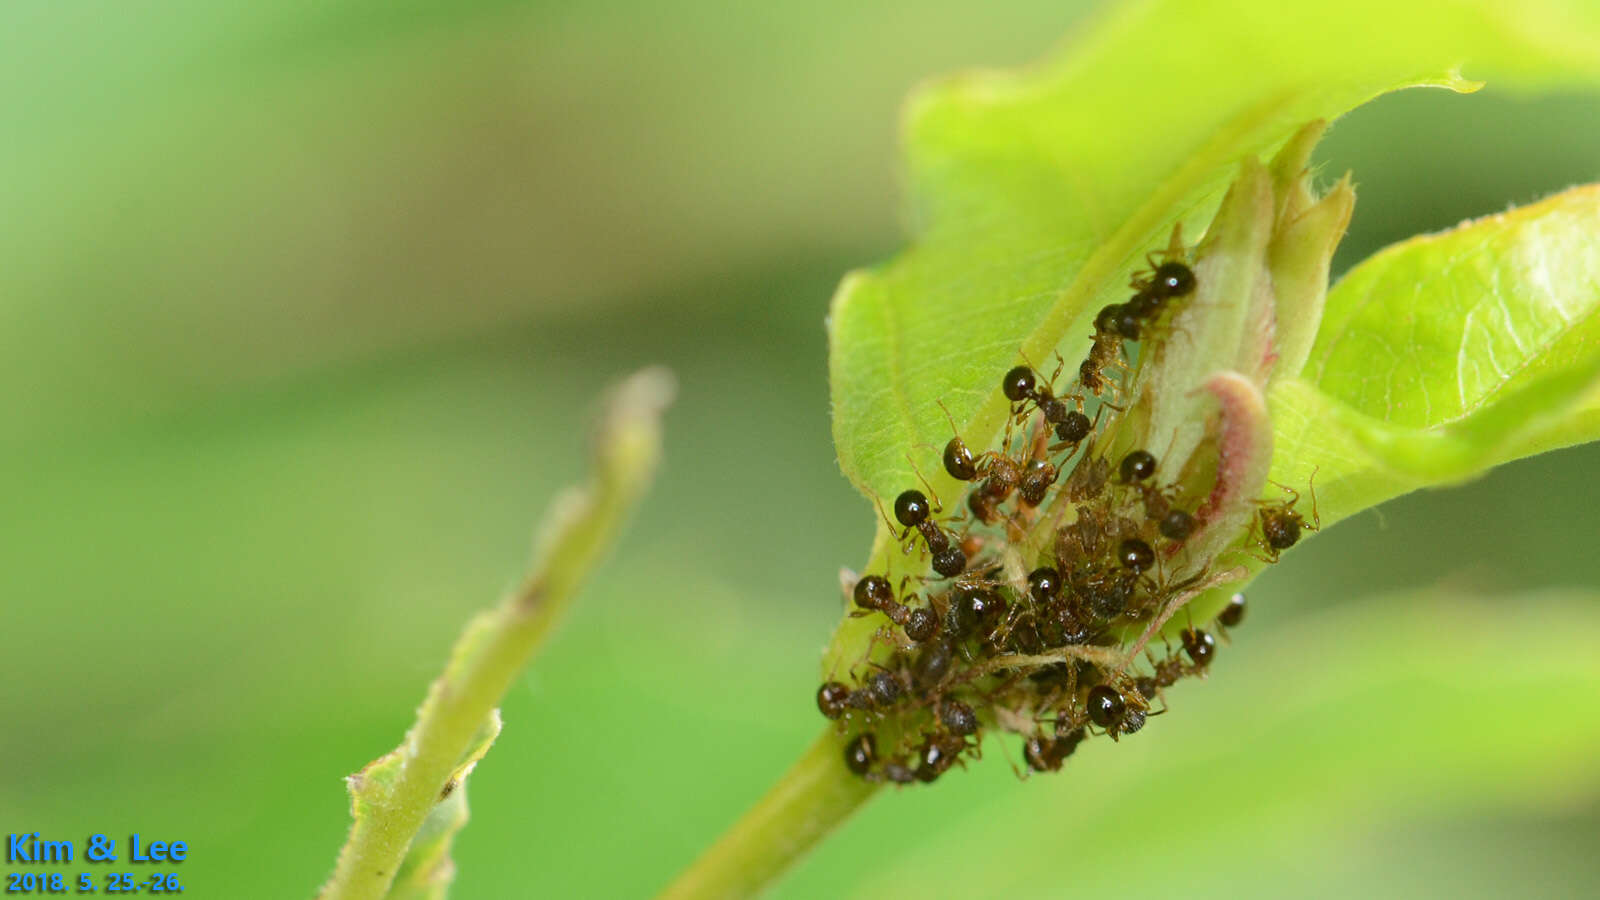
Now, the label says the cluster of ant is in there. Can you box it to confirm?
[818,242,1318,784]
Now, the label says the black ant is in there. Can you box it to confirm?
[943,585,1005,642]
[1017,457,1059,508]
[816,681,851,720]
[880,486,967,577]
[1085,683,1148,740]
[1217,592,1247,629]
[847,670,905,710]
[851,574,942,643]
[912,730,968,783]
[1023,721,1086,773]
[1118,449,1157,484]
[1117,537,1156,574]
[843,732,876,775]
[939,699,980,737]
[1001,363,1095,446]
[1128,226,1198,311]
[935,400,1017,484]
[911,639,957,693]
[1157,507,1196,542]
[1253,473,1320,562]
[1180,627,1216,668]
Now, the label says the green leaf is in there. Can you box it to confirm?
[829,0,1600,517]
[1270,185,1600,525]
[824,1,1600,667]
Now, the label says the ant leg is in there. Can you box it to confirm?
[904,455,945,513]
[935,399,966,444]
[874,494,917,554]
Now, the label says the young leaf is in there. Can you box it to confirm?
[830,0,1600,518]
[1270,184,1600,526]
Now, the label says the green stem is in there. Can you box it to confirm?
[319,368,676,900]
[657,729,883,900]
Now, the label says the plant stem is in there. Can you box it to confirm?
[319,367,675,900]
[657,729,882,900]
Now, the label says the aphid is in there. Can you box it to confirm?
[1181,627,1216,668]
[1079,348,1111,395]
[1218,592,1247,628]
[1119,449,1156,483]
[1075,566,1137,621]
[817,682,850,719]
[1066,456,1111,502]
[844,733,876,775]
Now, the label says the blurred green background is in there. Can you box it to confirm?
[3,2,1599,897]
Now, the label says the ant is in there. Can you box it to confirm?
[1217,592,1247,631]
[853,574,943,643]
[935,400,1021,484]
[939,699,980,737]
[843,732,877,775]
[1118,449,1157,484]
[816,681,851,719]
[1023,720,1087,773]
[879,484,968,578]
[1001,362,1095,446]
[1117,458,1196,544]
[1128,225,1198,312]
[1085,682,1149,740]
[1180,626,1216,668]
[1252,472,1320,562]
[845,670,906,711]
[912,729,969,783]
[1016,451,1061,509]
